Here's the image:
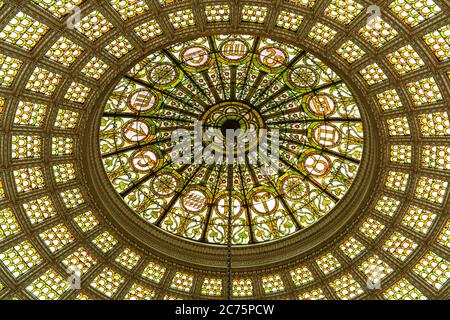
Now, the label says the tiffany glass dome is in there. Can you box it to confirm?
[0,0,449,301]
[100,35,364,244]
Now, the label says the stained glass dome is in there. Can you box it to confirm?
[100,35,364,244]
[0,0,449,301]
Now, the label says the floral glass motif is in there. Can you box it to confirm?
[0,178,5,200]
[99,35,365,245]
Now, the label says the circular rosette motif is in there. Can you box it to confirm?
[99,34,365,245]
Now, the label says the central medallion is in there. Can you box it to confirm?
[99,34,364,245]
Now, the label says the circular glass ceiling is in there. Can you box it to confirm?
[99,34,364,245]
